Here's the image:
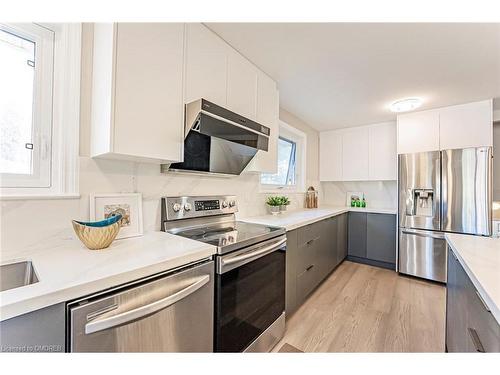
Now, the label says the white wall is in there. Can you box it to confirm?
[321,181,397,209]
[0,24,320,256]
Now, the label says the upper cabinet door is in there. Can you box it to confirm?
[369,122,397,180]
[226,50,258,120]
[184,23,227,106]
[439,100,492,150]
[319,131,342,181]
[342,128,369,181]
[113,23,185,162]
[245,72,279,173]
[397,109,440,154]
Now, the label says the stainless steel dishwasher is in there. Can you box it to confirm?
[67,259,214,352]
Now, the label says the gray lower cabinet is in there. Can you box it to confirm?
[366,213,396,264]
[347,212,396,269]
[286,213,348,316]
[347,212,367,258]
[446,246,500,352]
[336,213,348,265]
[0,303,66,352]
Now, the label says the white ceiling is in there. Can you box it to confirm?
[206,23,500,131]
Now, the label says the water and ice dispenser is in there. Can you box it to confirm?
[406,188,434,217]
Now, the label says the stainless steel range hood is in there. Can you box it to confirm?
[163,99,270,176]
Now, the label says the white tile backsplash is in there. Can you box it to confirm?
[321,180,397,209]
[0,156,319,255]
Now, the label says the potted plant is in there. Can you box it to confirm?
[279,196,290,212]
[266,196,282,215]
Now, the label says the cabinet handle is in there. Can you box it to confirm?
[467,328,486,353]
[306,264,314,271]
[450,249,458,261]
[475,290,491,312]
[306,239,316,246]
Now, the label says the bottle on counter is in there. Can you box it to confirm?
[305,186,318,209]
[361,194,366,208]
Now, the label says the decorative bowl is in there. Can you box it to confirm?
[72,215,122,250]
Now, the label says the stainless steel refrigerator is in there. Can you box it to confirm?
[398,147,492,283]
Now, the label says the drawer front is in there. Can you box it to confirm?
[297,239,319,274]
[297,222,322,247]
[469,288,500,352]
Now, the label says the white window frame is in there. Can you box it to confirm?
[260,120,307,193]
[0,23,81,199]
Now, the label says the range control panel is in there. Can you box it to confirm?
[162,195,238,221]
[195,200,220,211]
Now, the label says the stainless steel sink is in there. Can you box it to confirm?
[0,261,39,292]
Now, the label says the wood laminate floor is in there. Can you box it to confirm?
[274,261,446,353]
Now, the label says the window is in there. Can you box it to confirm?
[0,23,81,198]
[0,24,53,188]
[261,121,306,192]
[261,137,297,186]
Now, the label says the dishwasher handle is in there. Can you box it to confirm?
[84,274,210,335]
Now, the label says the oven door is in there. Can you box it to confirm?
[215,235,286,352]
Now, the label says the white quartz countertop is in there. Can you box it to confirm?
[239,206,396,231]
[0,231,216,321]
[445,233,500,324]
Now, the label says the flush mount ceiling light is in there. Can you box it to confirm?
[389,98,423,113]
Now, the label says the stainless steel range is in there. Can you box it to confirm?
[161,195,286,352]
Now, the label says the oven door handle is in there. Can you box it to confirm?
[221,238,286,268]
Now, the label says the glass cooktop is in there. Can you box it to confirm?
[169,221,285,254]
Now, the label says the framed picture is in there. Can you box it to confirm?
[90,193,143,239]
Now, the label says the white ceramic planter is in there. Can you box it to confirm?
[268,205,281,215]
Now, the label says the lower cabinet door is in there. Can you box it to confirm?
[336,213,348,265]
[468,281,500,352]
[446,247,500,353]
[446,247,462,352]
[446,248,471,352]
[348,212,367,258]
[317,217,337,280]
[296,265,318,304]
[366,213,396,265]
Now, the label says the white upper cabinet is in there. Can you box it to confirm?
[184,23,227,106]
[226,50,258,120]
[397,109,440,154]
[184,24,278,173]
[439,100,492,150]
[91,23,278,170]
[369,122,397,180]
[397,100,492,154]
[320,122,397,182]
[319,131,342,181]
[245,71,279,173]
[91,23,185,163]
[341,128,369,181]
